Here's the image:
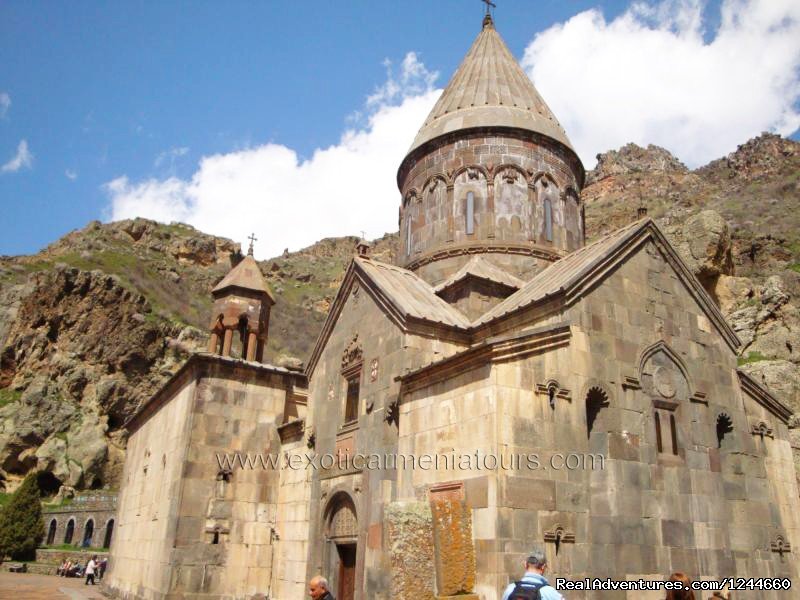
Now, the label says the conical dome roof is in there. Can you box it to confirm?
[212,254,274,302]
[407,15,575,156]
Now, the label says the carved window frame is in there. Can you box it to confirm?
[340,334,364,428]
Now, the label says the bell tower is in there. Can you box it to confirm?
[396,13,585,286]
[207,237,274,362]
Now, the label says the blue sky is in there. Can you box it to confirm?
[1,0,798,258]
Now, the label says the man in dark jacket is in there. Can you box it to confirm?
[308,575,335,600]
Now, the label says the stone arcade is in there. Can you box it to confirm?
[105,13,800,600]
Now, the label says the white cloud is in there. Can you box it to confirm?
[106,53,439,259]
[154,146,189,168]
[1,140,33,174]
[65,169,78,181]
[0,93,9,119]
[522,0,800,167]
[106,1,800,256]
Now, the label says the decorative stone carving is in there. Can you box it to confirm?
[544,524,576,555]
[467,167,480,181]
[328,499,357,540]
[752,421,774,439]
[429,492,476,597]
[341,334,363,371]
[771,535,791,555]
[385,399,400,428]
[502,168,518,183]
[535,380,571,408]
[306,430,316,450]
[653,366,677,399]
[370,358,379,382]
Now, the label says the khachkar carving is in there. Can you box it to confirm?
[429,484,478,600]
[341,333,363,370]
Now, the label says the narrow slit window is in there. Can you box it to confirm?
[654,412,663,453]
[669,414,678,455]
[406,215,412,256]
[544,198,553,242]
[466,191,474,235]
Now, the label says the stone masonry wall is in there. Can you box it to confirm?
[105,376,197,600]
[169,367,292,598]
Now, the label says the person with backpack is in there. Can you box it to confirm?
[501,549,564,600]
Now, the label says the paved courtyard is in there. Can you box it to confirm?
[0,571,106,599]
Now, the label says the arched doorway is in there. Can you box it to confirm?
[64,519,75,544]
[46,519,57,545]
[82,519,94,547]
[325,493,357,600]
[103,519,115,549]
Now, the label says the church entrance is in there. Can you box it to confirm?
[336,543,356,600]
[325,492,358,600]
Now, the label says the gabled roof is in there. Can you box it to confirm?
[433,256,525,294]
[407,15,576,157]
[212,254,274,301]
[737,369,793,423]
[356,258,472,329]
[305,257,470,376]
[472,218,741,352]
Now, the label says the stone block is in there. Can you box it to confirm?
[431,496,477,596]
[501,477,556,511]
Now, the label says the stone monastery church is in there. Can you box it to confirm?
[106,12,800,600]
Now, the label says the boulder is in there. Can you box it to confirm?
[668,210,734,286]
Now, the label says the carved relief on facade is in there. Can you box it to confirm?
[493,166,529,241]
[533,174,560,245]
[341,334,363,371]
[424,176,448,241]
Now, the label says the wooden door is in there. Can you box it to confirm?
[337,543,356,600]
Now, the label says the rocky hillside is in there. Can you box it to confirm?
[0,133,797,493]
[584,133,800,411]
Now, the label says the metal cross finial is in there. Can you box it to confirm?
[482,0,496,15]
[247,233,257,256]
[360,230,366,241]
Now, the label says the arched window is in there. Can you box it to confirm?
[64,519,75,545]
[46,519,57,545]
[103,519,115,549]
[82,519,94,548]
[716,414,733,449]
